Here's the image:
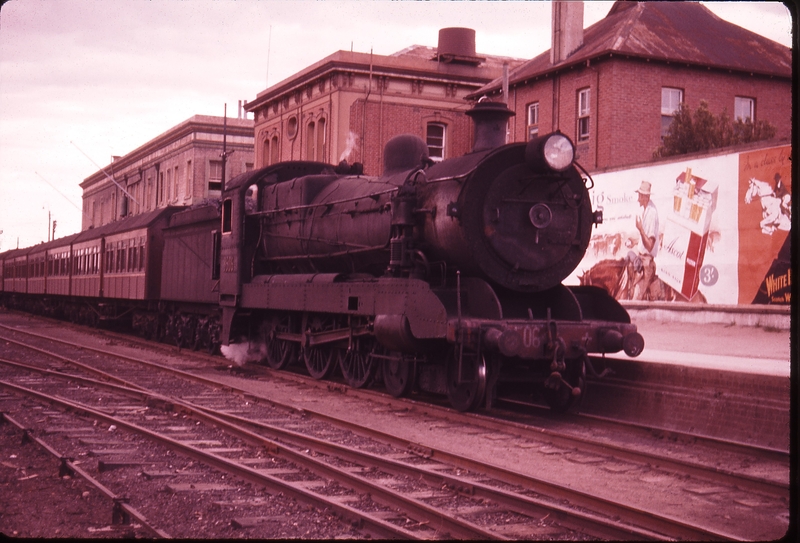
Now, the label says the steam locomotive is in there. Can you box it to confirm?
[0,101,643,412]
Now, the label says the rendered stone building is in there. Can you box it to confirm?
[80,115,254,231]
[245,28,525,175]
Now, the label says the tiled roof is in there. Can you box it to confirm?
[472,1,792,97]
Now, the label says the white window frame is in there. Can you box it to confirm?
[209,160,223,192]
[426,122,446,162]
[577,88,590,142]
[661,87,683,116]
[527,102,539,140]
[661,87,683,138]
[734,96,754,122]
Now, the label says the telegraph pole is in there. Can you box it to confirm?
[222,104,227,193]
[220,103,235,193]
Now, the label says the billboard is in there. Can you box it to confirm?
[568,144,791,305]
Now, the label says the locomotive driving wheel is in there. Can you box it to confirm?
[303,314,340,379]
[446,347,487,412]
[262,315,297,370]
[340,337,378,388]
[382,351,416,398]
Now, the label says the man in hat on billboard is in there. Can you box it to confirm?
[630,180,659,300]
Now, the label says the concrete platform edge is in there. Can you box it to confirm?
[622,301,791,329]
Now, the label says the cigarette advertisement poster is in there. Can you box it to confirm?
[566,144,791,305]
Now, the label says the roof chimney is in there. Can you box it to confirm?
[436,28,484,65]
[551,0,584,64]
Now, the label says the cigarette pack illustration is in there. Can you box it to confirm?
[659,168,718,299]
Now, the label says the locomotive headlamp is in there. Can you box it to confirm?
[525,132,575,173]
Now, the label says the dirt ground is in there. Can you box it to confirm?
[0,421,136,538]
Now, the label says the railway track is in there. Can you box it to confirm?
[0,313,790,540]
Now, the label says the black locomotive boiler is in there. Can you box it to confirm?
[216,101,644,412]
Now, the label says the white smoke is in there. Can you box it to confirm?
[339,131,359,163]
[220,338,267,367]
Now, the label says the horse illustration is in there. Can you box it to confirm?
[745,177,791,235]
[579,258,706,303]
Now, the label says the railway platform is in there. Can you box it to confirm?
[583,304,791,450]
[621,317,791,377]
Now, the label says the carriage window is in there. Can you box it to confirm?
[222,199,233,233]
[211,230,221,280]
[118,243,126,272]
[139,238,146,271]
[245,184,259,215]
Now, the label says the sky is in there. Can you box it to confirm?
[0,0,793,251]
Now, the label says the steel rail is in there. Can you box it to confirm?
[0,411,171,539]
[0,328,742,540]
[0,360,501,540]
[0,356,653,539]
[0,321,782,539]
[0,377,429,540]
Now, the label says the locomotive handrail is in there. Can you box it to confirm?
[258,242,388,260]
[250,187,398,216]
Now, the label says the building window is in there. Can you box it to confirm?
[317,118,326,162]
[307,121,316,160]
[209,160,222,192]
[287,116,298,139]
[527,102,539,140]
[185,161,192,199]
[734,96,754,122]
[173,166,179,202]
[661,87,683,138]
[577,88,590,142]
[263,137,271,166]
[271,136,279,164]
[426,122,446,162]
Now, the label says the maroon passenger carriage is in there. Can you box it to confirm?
[1,209,175,332]
[0,101,644,412]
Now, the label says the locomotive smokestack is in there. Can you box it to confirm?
[466,101,515,152]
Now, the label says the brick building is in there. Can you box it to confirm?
[80,115,254,231]
[244,28,524,175]
[469,1,792,171]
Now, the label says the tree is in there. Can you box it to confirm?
[654,100,776,158]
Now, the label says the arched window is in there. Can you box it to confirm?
[263,137,271,166]
[317,118,326,162]
[307,121,316,160]
[271,135,280,164]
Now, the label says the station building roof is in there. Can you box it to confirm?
[470,1,792,98]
